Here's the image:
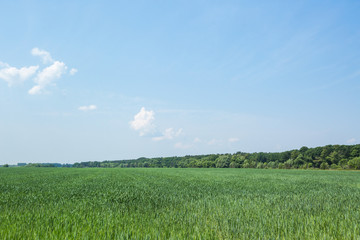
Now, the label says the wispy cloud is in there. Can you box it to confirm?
[129,107,155,136]
[29,61,67,95]
[0,62,38,86]
[346,138,356,144]
[152,128,182,141]
[70,68,78,75]
[228,137,239,143]
[31,47,54,64]
[78,105,97,111]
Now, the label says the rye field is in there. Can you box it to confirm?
[0,168,359,239]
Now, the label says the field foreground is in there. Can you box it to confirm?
[0,168,359,239]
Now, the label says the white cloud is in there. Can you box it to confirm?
[129,107,155,136]
[28,61,67,95]
[78,105,97,111]
[28,85,43,95]
[1,48,76,94]
[70,68,78,75]
[193,137,201,143]
[152,128,183,141]
[31,48,54,64]
[347,138,356,144]
[174,142,192,149]
[0,62,38,86]
[228,137,239,143]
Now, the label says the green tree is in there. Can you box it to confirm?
[242,159,250,168]
[284,159,294,169]
[3,164,9,167]
[327,151,340,164]
[294,154,305,167]
[320,145,333,162]
[348,157,360,170]
[300,146,309,154]
[215,155,230,168]
[256,162,264,169]
[229,161,240,168]
[267,161,278,169]
[339,159,348,169]
[290,150,299,160]
[350,147,360,157]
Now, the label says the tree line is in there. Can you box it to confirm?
[73,144,360,170]
[23,163,72,168]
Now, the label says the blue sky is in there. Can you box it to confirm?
[1,1,359,164]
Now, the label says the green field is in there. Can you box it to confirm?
[0,168,359,239]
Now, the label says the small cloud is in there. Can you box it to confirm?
[129,107,155,136]
[228,137,239,143]
[28,85,44,95]
[70,68,78,75]
[347,138,356,144]
[0,62,39,86]
[193,137,201,143]
[174,142,192,149]
[152,128,182,141]
[78,105,97,111]
[31,47,54,64]
[28,61,67,95]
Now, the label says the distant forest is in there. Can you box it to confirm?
[73,144,360,170]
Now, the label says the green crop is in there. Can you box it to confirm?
[0,168,359,239]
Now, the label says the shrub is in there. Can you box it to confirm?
[320,162,329,170]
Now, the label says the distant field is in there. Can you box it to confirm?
[0,168,359,239]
